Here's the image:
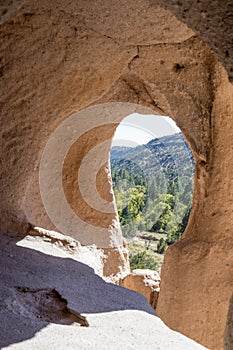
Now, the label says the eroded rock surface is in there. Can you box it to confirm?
[0,1,233,349]
[8,287,89,327]
[0,233,208,350]
[224,293,233,350]
[152,0,233,82]
[120,269,160,310]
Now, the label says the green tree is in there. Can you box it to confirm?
[157,238,167,254]
[130,251,158,270]
[122,220,137,238]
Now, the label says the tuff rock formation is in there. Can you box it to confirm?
[224,294,233,350]
[0,230,208,350]
[119,269,160,310]
[1,1,233,349]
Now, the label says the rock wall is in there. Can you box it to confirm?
[151,0,233,83]
[119,269,160,310]
[224,293,233,350]
[157,64,233,350]
[1,0,233,349]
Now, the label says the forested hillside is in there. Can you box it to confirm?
[110,133,195,270]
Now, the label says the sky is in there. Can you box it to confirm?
[111,113,181,147]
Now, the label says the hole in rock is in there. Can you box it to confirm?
[9,287,89,327]
[110,113,195,273]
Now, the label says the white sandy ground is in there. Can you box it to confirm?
[0,232,209,350]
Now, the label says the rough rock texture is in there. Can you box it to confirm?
[119,269,160,310]
[224,293,233,350]
[0,233,208,350]
[0,0,233,349]
[157,69,233,350]
[11,287,89,327]
[27,226,106,276]
[151,0,233,83]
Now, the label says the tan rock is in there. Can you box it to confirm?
[224,293,233,350]
[27,226,106,276]
[0,232,208,350]
[0,1,233,349]
[120,269,160,310]
[152,0,233,83]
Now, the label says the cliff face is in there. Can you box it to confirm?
[1,1,233,349]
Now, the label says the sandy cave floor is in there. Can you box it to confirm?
[0,232,208,350]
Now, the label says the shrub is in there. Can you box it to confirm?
[157,238,167,254]
[129,251,158,270]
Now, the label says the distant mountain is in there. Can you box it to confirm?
[110,132,195,265]
[110,132,195,181]
[110,146,133,160]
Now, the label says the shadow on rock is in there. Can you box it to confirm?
[0,234,155,348]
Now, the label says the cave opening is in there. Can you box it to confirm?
[110,113,195,273]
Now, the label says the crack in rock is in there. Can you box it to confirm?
[7,287,89,327]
